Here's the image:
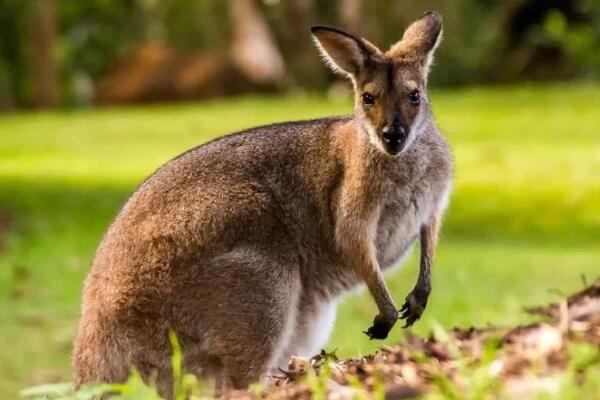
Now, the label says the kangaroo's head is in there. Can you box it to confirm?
[311,12,442,156]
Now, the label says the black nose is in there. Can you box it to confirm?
[383,126,406,139]
[382,128,406,154]
[397,126,407,138]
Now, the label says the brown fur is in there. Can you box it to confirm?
[72,11,453,397]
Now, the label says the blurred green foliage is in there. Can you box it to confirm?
[1,0,600,108]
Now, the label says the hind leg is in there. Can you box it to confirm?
[219,341,279,391]
[172,247,301,393]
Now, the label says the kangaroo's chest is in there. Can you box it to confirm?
[375,176,435,270]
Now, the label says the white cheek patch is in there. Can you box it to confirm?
[361,120,387,154]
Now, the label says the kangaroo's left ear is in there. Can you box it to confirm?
[311,25,381,78]
[387,11,443,74]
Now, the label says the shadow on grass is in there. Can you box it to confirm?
[0,177,597,253]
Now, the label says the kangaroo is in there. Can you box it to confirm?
[72,11,452,398]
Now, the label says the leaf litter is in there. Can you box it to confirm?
[226,278,600,399]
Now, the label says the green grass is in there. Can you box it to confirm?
[1,84,599,398]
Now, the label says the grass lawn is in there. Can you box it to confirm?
[1,84,599,398]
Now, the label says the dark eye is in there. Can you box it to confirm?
[409,90,420,106]
[362,92,375,107]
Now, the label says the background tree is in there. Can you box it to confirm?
[27,0,59,108]
[338,0,363,32]
[228,0,285,87]
[0,0,598,109]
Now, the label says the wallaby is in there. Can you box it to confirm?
[72,11,452,398]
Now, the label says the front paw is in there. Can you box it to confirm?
[400,288,430,328]
[363,312,398,340]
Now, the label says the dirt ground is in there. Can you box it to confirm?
[227,278,600,399]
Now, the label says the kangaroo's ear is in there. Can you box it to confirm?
[387,11,443,73]
[311,26,379,77]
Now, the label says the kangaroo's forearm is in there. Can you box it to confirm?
[359,244,397,317]
[400,215,441,327]
[417,218,439,292]
[335,199,396,314]
[344,238,398,340]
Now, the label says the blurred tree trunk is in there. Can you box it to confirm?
[285,0,314,41]
[0,63,13,111]
[27,0,58,108]
[338,0,363,33]
[283,0,324,88]
[227,0,285,87]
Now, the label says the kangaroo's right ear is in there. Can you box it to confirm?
[311,26,379,78]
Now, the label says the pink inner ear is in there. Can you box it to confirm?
[314,31,365,75]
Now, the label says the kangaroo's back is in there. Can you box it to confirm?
[107,116,347,261]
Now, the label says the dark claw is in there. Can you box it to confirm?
[402,314,417,328]
[363,313,397,340]
[401,308,410,320]
[399,288,430,328]
[362,330,372,340]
